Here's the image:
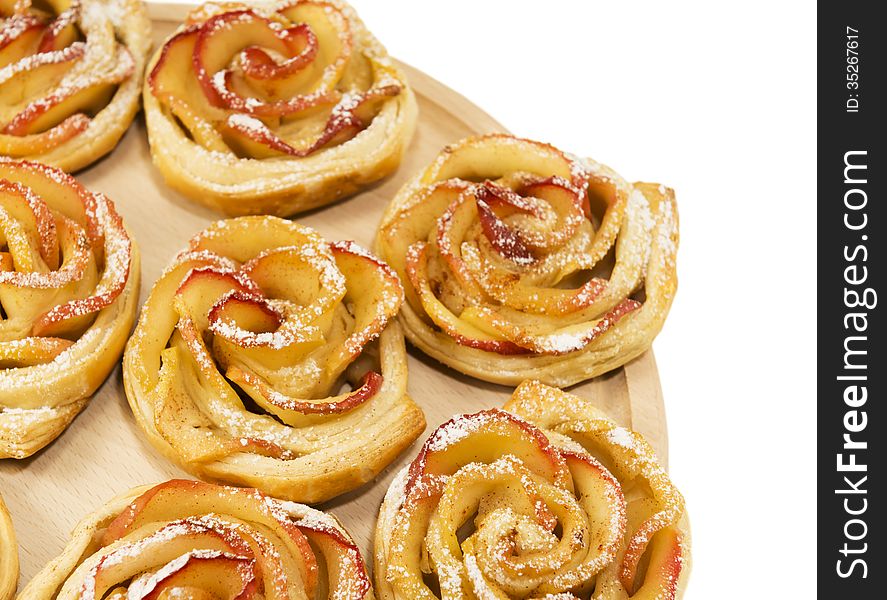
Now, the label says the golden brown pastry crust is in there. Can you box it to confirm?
[144,0,417,217]
[19,479,375,600]
[0,0,151,172]
[375,380,691,600]
[123,216,425,503]
[0,159,140,459]
[376,134,679,387]
[0,493,16,600]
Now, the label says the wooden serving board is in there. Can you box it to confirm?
[0,21,669,588]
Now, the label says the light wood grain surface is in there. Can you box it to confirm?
[0,21,669,589]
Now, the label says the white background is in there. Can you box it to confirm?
[348,1,818,596]
[151,0,818,595]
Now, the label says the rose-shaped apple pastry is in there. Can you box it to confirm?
[124,216,424,503]
[0,0,151,171]
[375,380,690,600]
[377,134,679,387]
[19,479,375,600]
[144,0,417,217]
[0,159,139,459]
[0,493,16,600]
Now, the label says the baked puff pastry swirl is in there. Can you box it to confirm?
[375,380,690,600]
[123,216,425,504]
[0,0,151,171]
[0,492,16,600]
[0,159,139,459]
[144,0,417,217]
[20,479,374,600]
[377,134,678,387]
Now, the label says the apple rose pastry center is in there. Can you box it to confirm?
[0,0,137,156]
[376,383,689,600]
[133,218,403,463]
[377,135,679,385]
[0,180,129,347]
[148,1,402,160]
[0,160,137,460]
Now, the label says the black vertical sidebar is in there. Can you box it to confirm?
[818,1,885,594]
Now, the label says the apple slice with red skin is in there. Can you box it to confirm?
[192,10,294,107]
[136,552,257,600]
[33,195,133,336]
[0,113,90,155]
[296,517,372,600]
[211,70,336,117]
[101,479,318,596]
[473,177,587,265]
[0,159,100,243]
[526,450,627,593]
[622,526,684,600]
[0,14,45,69]
[463,297,641,356]
[3,48,133,136]
[228,367,382,419]
[0,213,89,292]
[0,178,59,266]
[0,336,72,367]
[327,240,403,362]
[235,22,322,100]
[0,43,85,108]
[85,517,258,600]
[148,26,226,119]
[515,176,586,250]
[405,409,571,499]
[174,266,262,330]
[174,315,296,462]
[207,290,282,344]
[404,242,528,355]
[475,187,536,266]
[37,3,81,52]
[220,85,399,156]
[239,23,316,81]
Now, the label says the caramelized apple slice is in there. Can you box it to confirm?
[33,196,133,337]
[236,22,320,100]
[0,178,58,268]
[86,519,257,600]
[404,242,526,355]
[0,43,84,107]
[405,409,570,498]
[173,266,260,331]
[0,15,44,69]
[533,451,627,593]
[211,71,336,117]
[102,479,317,594]
[623,526,684,600]
[297,517,372,600]
[378,181,467,292]
[276,0,352,91]
[0,214,90,292]
[37,3,80,52]
[192,10,293,106]
[474,187,535,266]
[321,240,402,373]
[148,27,229,147]
[134,552,257,600]
[0,159,99,242]
[0,336,72,367]
[425,134,580,186]
[227,367,382,423]
[0,113,90,155]
[3,47,133,135]
[460,298,641,356]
